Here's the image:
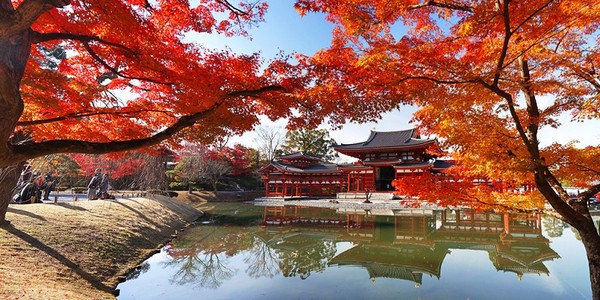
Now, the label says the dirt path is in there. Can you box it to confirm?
[0,195,201,299]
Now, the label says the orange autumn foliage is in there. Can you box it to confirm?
[295,0,599,208]
[1,0,307,167]
[294,1,600,297]
[393,172,546,212]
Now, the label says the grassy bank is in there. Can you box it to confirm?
[0,195,202,299]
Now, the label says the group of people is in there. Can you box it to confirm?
[12,164,113,203]
[87,168,112,200]
[12,164,56,204]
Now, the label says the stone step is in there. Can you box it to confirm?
[336,192,395,200]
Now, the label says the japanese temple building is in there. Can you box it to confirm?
[258,152,345,198]
[335,128,439,193]
[259,128,448,198]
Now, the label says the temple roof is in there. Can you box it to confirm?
[433,159,455,170]
[259,161,340,174]
[334,128,435,153]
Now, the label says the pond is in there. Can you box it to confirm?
[117,202,597,300]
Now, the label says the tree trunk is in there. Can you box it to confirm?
[0,163,23,223]
[579,224,600,300]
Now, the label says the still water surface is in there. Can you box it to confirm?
[117,202,595,299]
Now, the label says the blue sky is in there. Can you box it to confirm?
[195,0,599,156]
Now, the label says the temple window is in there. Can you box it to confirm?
[377,152,397,160]
[400,152,415,161]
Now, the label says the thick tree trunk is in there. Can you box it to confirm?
[0,10,32,223]
[516,58,600,299]
[537,174,600,299]
[0,164,22,223]
[579,225,600,300]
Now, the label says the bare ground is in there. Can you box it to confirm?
[0,195,202,299]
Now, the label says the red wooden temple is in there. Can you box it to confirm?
[258,152,344,198]
[259,128,448,198]
[334,128,438,193]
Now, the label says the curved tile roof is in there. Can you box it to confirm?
[334,128,435,151]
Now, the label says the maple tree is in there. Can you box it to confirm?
[28,153,84,187]
[0,0,307,221]
[70,150,171,189]
[173,144,231,191]
[295,0,600,297]
[218,144,254,176]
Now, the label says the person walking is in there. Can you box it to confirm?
[41,173,55,200]
[97,173,111,199]
[87,169,102,200]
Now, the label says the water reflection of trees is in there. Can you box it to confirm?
[276,239,337,279]
[542,215,567,238]
[244,236,280,279]
[167,251,235,289]
[164,225,254,289]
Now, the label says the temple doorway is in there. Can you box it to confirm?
[375,166,395,191]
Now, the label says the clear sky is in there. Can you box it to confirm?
[197,0,599,156]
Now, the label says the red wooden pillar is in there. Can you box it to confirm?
[371,169,376,191]
[282,179,287,198]
[347,173,351,192]
[316,181,321,196]
[265,181,270,197]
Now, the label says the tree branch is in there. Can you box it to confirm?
[518,57,541,149]
[509,0,555,35]
[10,102,223,160]
[394,75,481,85]
[82,42,173,86]
[493,0,512,86]
[577,184,600,203]
[477,79,533,150]
[225,85,288,97]
[215,0,250,16]
[0,0,69,36]
[408,0,474,13]
[16,109,176,126]
[31,31,136,55]
[8,84,287,162]
[567,162,600,176]
[534,164,589,227]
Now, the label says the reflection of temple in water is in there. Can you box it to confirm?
[259,206,560,285]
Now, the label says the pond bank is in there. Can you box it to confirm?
[0,195,202,299]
